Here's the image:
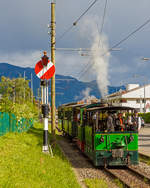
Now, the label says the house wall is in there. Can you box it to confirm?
[107,85,150,113]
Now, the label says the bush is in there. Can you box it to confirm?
[138,112,150,123]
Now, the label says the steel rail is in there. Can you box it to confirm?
[104,166,150,188]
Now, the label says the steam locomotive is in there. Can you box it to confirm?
[58,101,138,167]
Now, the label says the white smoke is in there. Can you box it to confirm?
[80,16,110,98]
[82,87,97,102]
[74,87,97,102]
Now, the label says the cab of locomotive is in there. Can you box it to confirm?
[84,106,139,167]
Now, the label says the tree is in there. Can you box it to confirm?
[0,76,38,120]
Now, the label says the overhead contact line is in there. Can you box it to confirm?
[56,0,99,43]
[78,17,150,79]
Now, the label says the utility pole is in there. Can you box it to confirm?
[24,71,26,100]
[51,0,56,141]
[144,84,146,113]
[31,73,33,103]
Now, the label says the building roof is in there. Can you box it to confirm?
[107,84,150,98]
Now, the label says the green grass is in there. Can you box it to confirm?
[84,178,108,188]
[0,122,81,188]
[114,179,124,188]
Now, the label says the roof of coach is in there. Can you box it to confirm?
[87,106,135,112]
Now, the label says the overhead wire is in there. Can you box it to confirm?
[56,0,99,43]
[100,0,108,35]
[72,0,99,26]
[78,17,150,80]
[98,0,108,47]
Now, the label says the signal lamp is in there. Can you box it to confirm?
[42,51,49,66]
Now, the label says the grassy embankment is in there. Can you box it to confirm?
[84,179,108,188]
[0,122,81,188]
[139,154,150,165]
[0,121,111,188]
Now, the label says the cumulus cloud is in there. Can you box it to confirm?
[0,51,42,68]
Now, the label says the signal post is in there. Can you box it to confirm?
[35,52,55,153]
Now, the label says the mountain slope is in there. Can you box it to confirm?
[0,63,125,106]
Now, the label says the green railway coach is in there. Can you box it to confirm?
[58,103,139,167]
[58,103,84,138]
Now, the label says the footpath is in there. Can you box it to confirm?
[138,124,150,157]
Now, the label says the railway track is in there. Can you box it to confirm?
[105,166,150,188]
[58,136,150,188]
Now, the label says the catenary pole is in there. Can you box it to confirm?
[51,0,56,141]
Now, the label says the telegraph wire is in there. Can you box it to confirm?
[78,17,150,79]
[56,0,99,42]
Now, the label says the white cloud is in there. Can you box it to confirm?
[0,51,42,68]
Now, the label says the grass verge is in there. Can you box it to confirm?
[0,122,81,188]
[139,154,150,165]
[84,178,108,188]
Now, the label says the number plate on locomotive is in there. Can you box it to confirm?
[112,149,124,158]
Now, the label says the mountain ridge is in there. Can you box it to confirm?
[0,63,125,106]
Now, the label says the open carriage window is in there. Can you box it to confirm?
[92,111,107,132]
[105,109,138,132]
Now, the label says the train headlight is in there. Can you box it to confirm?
[100,136,104,143]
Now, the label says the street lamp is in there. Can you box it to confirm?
[133,74,148,113]
[141,57,150,61]
[141,57,150,112]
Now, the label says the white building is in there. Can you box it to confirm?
[107,84,150,113]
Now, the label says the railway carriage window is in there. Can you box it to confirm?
[89,112,94,126]
[106,111,115,132]
[83,111,87,125]
[77,112,80,121]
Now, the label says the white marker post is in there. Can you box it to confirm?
[41,80,49,153]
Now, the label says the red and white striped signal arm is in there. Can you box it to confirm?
[35,60,55,80]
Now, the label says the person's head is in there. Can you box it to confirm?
[113,113,117,118]
[118,113,122,118]
[134,111,138,117]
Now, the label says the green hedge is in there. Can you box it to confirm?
[138,112,150,123]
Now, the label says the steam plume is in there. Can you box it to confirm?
[80,16,110,98]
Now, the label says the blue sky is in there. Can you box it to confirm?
[0,0,150,86]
